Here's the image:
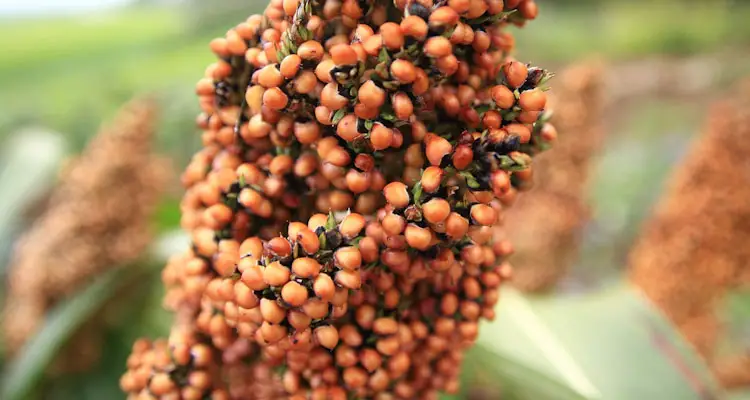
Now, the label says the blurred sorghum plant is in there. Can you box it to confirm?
[120,0,558,398]
[2,99,170,365]
[629,80,750,385]
[500,61,605,293]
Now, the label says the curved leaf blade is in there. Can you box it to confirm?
[475,285,724,400]
[0,268,122,400]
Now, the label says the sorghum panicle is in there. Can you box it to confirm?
[124,0,557,398]
[3,99,169,371]
[629,81,750,366]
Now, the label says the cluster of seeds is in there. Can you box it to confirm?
[629,82,750,371]
[3,99,168,367]
[124,0,557,398]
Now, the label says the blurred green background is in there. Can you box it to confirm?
[1,0,749,399]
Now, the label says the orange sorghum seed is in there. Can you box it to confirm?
[331,44,359,65]
[421,166,444,193]
[297,40,325,60]
[425,36,452,58]
[504,61,529,88]
[518,88,547,111]
[425,134,453,166]
[281,280,308,307]
[372,124,395,151]
[423,198,451,223]
[359,80,386,109]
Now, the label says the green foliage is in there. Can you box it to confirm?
[466,286,724,400]
[0,268,125,400]
[514,1,750,62]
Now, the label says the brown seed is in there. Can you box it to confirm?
[293,70,318,94]
[336,345,359,367]
[423,198,451,224]
[360,348,382,372]
[383,182,409,208]
[400,15,428,40]
[297,40,325,60]
[392,92,414,120]
[491,85,515,110]
[283,0,300,15]
[369,368,391,391]
[263,261,291,286]
[315,325,340,349]
[335,247,362,270]
[518,88,547,111]
[281,280,308,306]
[405,224,433,250]
[452,143,474,170]
[370,124,394,150]
[446,212,469,239]
[240,263,267,291]
[472,30,491,53]
[280,54,301,78]
[470,203,498,226]
[288,310,312,331]
[448,0,470,13]
[294,120,321,144]
[321,82,350,110]
[425,134,453,166]
[373,317,399,335]
[491,170,511,196]
[506,123,532,143]
[313,273,335,301]
[234,282,260,309]
[260,298,287,324]
[258,64,284,88]
[358,236,379,263]
[340,212,366,238]
[429,7,460,28]
[503,61,529,88]
[336,114,360,142]
[421,166,444,193]
[379,22,404,49]
[260,321,288,343]
[358,80,386,109]
[335,269,362,289]
[292,258,322,278]
[376,336,400,356]
[362,34,383,55]
[390,59,417,84]
[520,0,538,19]
[466,0,488,18]
[382,212,406,236]
[303,298,329,319]
[425,36,452,57]
[315,59,335,83]
[331,44,359,65]
[343,367,368,389]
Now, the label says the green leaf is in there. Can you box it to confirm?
[0,268,124,400]
[377,47,390,64]
[473,285,724,400]
[331,109,347,124]
[0,129,67,271]
[728,389,750,400]
[325,211,337,230]
[411,181,424,206]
